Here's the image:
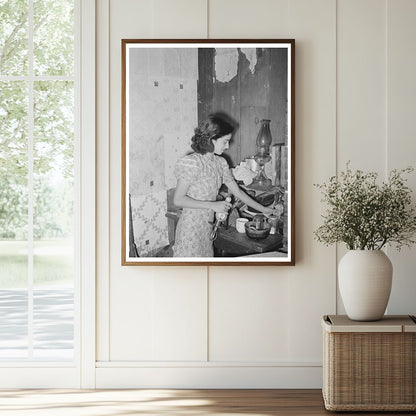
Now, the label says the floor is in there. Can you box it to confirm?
[0,389,413,416]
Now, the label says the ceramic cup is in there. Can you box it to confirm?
[236,218,249,233]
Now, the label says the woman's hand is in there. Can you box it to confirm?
[272,203,284,217]
[211,200,232,213]
[262,203,284,217]
[226,179,284,217]
[262,206,274,216]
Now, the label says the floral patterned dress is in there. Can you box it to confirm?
[173,152,234,257]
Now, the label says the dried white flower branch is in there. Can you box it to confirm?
[314,164,416,250]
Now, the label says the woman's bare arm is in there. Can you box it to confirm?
[226,179,275,215]
[173,178,232,213]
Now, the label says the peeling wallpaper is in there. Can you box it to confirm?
[214,48,258,82]
[214,48,239,82]
[240,48,257,74]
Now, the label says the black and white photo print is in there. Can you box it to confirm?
[122,40,295,266]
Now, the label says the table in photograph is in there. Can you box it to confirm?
[214,226,284,257]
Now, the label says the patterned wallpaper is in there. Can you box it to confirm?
[128,48,198,256]
[131,191,170,257]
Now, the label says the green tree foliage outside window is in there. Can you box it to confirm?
[0,0,74,240]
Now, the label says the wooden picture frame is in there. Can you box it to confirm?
[122,39,295,266]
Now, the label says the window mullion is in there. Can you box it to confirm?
[27,0,34,360]
[0,76,75,81]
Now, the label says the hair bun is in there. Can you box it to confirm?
[190,113,235,154]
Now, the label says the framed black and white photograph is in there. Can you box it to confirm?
[122,39,295,265]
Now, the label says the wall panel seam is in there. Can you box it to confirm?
[335,0,339,314]
[96,0,111,362]
[206,0,209,39]
[207,266,210,362]
[385,0,389,177]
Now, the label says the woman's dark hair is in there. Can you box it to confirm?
[191,114,234,154]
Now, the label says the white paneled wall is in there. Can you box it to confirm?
[336,0,387,312]
[337,0,387,172]
[386,0,416,314]
[96,0,416,388]
[209,267,290,362]
[110,268,207,361]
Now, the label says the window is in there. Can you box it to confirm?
[0,0,78,361]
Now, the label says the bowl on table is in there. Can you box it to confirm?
[244,221,271,240]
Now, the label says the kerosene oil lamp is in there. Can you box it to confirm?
[249,119,273,191]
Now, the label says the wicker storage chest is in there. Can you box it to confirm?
[322,315,416,411]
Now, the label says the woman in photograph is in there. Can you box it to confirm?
[173,113,278,257]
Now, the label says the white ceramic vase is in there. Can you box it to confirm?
[338,250,393,321]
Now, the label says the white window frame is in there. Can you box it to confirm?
[0,0,95,388]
